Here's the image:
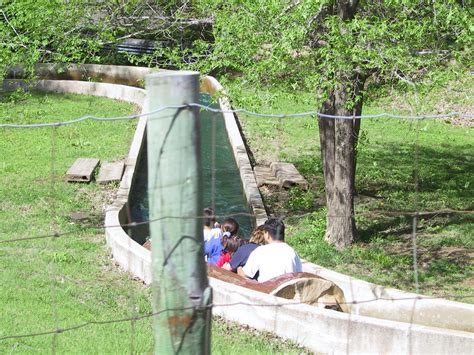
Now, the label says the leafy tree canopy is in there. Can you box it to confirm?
[1,0,471,99]
[189,0,472,105]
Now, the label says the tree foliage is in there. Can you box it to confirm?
[0,0,213,75]
[0,0,97,75]
[1,0,471,91]
[189,0,472,102]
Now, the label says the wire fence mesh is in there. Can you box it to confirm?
[1,91,473,353]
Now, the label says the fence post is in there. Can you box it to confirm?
[146,71,211,354]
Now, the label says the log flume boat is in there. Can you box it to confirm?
[208,265,349,313]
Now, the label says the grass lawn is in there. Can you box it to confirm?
[0,91,305,354]
[233,74,473,302]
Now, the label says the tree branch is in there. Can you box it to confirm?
[0,9,27,48]
[393,70,415,86]
[279,0,301,17]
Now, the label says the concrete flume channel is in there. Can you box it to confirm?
[4,64,473,354]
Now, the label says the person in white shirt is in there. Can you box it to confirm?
[237,218,302,282]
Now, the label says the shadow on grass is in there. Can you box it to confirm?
[291,141,473,245]
[357,141,473,198]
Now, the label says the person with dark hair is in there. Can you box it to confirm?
[203,207,222,264]
[215,218,240,267]
[220,217,239,238]
[223,225,266,277]
[216,235,245,268]
[237,218,302,282]
[203,207,221,242]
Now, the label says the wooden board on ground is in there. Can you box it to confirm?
[271,162,309,189]
[254,166,279,187]
[96,161,125,184]
[254,162,309,189]
[66,158,100,182]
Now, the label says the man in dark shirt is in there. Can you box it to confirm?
[222,225,265,279]
[229,242,259,271]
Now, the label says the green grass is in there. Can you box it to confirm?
[0,91,306,353]
[212,317,307,355]
[233,74,473,302]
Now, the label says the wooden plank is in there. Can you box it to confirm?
[271,162,309,189]
[254,166,279,187]
[65,158,100,182]
[255,163,309,189]
[96,161,125,184]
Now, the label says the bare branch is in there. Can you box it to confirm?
[279,0,301,17]
[394,71,415,86]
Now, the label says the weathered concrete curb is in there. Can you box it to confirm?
[104,95,152,284]
[2,79,145,106]
[303,261,474,333]
[210,277,473,355]
[5,66,472,354]
[6,63,156,87]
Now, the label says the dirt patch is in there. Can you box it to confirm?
[462,278,474,288]
[441,246,474,260]
[444,116,474,128]
[70,211,91,222]
[213,315,311,353]
[68,185,118,225]
[258,184,325,218]
[258,185,290,216]
[20,204,34,215]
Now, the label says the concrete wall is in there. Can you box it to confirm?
[3,79,145,106]
[6,63,157,87]
[210,277,473,355]
[303,261,474,333]
[5,65,473,354]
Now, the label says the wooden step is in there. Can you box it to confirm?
[65,158,100,182]
[97,161,125,184]
[254,162,309,189]
[254,166,279,187]
[271,162,309,189]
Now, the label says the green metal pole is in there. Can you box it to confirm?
[146,72,211,354]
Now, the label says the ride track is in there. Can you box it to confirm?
[3,64,473,354]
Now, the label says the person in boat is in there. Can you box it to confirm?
[203,207,223,264]
[203,207,222,242]
[215,217,241,267]
[216,235,245,267]
[222,225,266,278]
[237,218,302,282]
[220,217,239,239]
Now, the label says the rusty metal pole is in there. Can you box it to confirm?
[146,71,211,354]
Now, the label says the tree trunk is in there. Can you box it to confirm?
[318,77,364,249]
